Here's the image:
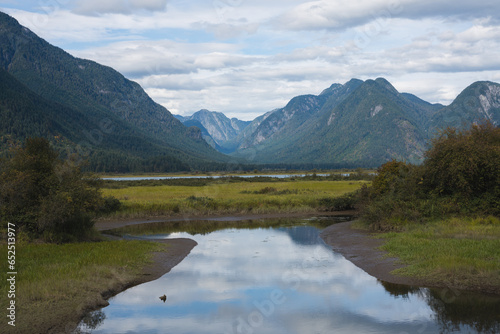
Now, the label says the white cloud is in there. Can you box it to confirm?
[274,0,500,32]
[275,0,403,31]
[196,21,260,40]
[4,0,500,120]
[73,0,169,16]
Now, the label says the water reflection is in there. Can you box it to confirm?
[380,282,500,333]
[77,219,500,334]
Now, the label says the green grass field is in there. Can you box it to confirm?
[102,180,368,218]
[377,216,500,294]
[0,240,164,333]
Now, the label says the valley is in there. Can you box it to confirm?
[1,11,499,171]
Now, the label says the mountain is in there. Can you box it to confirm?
[240,79,363,151]
[0,11,230,172]
[175,109,251,153]
[429,81,500,136]
[232,78,499,167]
[173,116,222,150]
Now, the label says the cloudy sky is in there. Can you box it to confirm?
[2,0,500,120]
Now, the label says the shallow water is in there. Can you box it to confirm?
[101,173,332,181]
[77,218,500,334]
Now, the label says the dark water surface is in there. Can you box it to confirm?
[77,218,500,334]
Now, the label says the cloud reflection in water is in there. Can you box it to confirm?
[78,225,473,333]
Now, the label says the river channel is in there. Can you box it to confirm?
[76,217,500,334]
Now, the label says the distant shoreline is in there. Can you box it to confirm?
[94,210,358,231]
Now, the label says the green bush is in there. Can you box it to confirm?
[360,122,500,230]
[0,138,111,241]
[371,160,410,196]
[99,196,122,214]
[423,122,500,199]
[319,191,358,211]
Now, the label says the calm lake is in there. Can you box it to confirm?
[76,217,500,334]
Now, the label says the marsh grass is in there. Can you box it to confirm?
[0,240,164,333]
[102,180,367,218]
[378,216,500,294]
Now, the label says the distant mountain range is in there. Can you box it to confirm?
[0,11,230,172]
[1,11,499,170]
[174,110,251,153]
[179,78,500,167]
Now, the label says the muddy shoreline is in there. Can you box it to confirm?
[320,221,424,287]
[321,221,500,295]
[44,237,197,334]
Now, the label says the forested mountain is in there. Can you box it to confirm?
[232,78,500,166]
[2,11,498,170]
[238,79,364,151]
[0,11,230,172]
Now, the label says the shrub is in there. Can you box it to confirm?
[360,121,500,230]
[423,122,500,199]
[371,160,410,195]
[0,138,109,241]
[99,196,122,214]
[319,191,358,211]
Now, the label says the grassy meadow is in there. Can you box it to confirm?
[373,216,500,294]
[0,240,165,333]
[101,179,369,218]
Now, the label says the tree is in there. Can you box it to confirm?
[371,159,410,195]
[423,121,500,199]
[0,138,105,241]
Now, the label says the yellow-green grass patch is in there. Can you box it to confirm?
[102,180,368,218]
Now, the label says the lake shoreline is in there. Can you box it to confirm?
[64,211,356,334]
[17,237,197,334]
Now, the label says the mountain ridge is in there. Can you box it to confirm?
[230,78,500,166]
[175,109,251,154]
[2,11,499,170]
[0,11,231,171]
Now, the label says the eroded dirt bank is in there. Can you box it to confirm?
[320,221,424,287]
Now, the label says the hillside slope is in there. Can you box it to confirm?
[0,11,229,171]
[233,78,499,166]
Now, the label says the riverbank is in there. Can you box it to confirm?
[0,237,196,334]
[321,220,500,295]
[320,221,424,286]
[95,210,358,231]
